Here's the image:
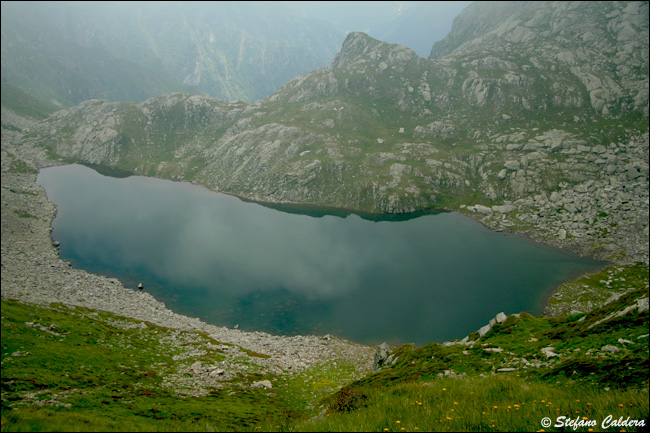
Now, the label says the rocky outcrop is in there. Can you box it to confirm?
[429,1,536,59]
[372,342,399,372]
[464,131,649,264]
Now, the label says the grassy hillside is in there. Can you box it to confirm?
[0,80,58,123]
[2,265,647,432]
[0,300,363,432]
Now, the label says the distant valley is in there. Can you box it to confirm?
[1,1,467,107]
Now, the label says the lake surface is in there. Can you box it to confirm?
[37,164,604,346]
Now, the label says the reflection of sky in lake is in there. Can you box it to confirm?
[38,164,604,345]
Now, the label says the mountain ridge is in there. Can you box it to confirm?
[14,1,649,265]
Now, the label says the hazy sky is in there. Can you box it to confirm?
[1,1,474,105]
[281,1,473,56]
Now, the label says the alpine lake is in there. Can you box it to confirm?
[37,164,604,346]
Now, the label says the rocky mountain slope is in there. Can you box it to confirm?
[428,1,534,59]
[15,1,648,264]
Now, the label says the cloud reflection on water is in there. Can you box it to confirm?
[38,164,604,345]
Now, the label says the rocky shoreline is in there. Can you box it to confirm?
[460,130,650,267]
[1,132,375,380]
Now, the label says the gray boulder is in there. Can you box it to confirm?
[373,342,396,371]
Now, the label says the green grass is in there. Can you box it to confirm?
[299,376,648,432]
[0,79,58,120]
[1,263,648,431]
[294,271,648,432]
[0,300,300,432]
[548,264,650,317]
[6,158,37,175]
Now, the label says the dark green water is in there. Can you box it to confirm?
[37,164,604,346]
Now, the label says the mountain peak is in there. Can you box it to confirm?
[332,32,381,68]
[332,32,418,71]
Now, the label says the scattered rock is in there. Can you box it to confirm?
[601,345,620,353]
[252,380,272,389]
[478,323,492,337]
[541,347,560,358]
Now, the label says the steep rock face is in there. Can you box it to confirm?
[19,2,649,264]
[429,1,535,59]
[449,1,649,116]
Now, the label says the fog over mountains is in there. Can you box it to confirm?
[1,1,469,107]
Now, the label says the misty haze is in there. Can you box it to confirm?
[2,1,648,431]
